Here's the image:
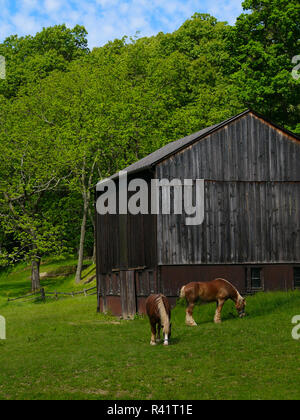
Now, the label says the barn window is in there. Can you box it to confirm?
[294,268,300,289]
[251,268,262,289]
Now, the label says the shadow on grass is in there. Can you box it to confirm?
[0,279,32,298]
[169,337,180,345]
[0,275,71,299]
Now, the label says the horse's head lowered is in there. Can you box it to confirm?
[235,296,246,318]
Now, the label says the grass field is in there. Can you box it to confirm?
[0,259,300,400]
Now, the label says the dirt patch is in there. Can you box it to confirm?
[40,267,76,279]
[63,386,109,396]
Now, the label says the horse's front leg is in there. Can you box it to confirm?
[150,322,157,345]
[214,299,225,324]
[186,302,197,326]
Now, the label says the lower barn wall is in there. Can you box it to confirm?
[98,264,298,317]
[98,269,159,319]
[161,265,297,296]
[161,265,246,296]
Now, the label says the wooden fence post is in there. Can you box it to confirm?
[41,288,46,302]
[7,286,97,304]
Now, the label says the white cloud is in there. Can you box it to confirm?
[44,0,62,13]
[0,0,244,48]
[11,13,40,34]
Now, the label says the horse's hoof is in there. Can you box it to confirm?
[186,321,197,327]
[214,319,222,324]
[163,341,169,346]
[150,341,157,346]
[156,339,161,343]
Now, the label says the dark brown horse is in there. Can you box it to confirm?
[180,278,246,326]
[146,294,172,346]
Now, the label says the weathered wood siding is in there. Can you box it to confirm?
[98,268,159,317]
[156,113,300,265]
[96,171,157,274]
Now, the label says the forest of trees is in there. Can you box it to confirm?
[0,0,299,290]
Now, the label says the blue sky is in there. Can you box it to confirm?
[0,0,244,48]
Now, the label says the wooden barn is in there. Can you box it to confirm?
[95,109,300,318]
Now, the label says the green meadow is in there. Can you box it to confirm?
[0,259,299,400]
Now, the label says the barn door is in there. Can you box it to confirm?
[120,270,137,319]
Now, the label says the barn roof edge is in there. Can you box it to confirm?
[97,109,299,186]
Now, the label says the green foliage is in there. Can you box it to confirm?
[228,0,300,133]
[0,95,70,268]
[0,1,299,276]
[0,24,88,98]
[0,25,90,275]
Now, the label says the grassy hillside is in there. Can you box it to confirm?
[0,260,300,400]
[0,258,96,302]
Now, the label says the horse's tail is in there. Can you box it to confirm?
[156,295,170,336]
[180,285,186,299]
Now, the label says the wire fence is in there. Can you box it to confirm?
[7,286,97,303]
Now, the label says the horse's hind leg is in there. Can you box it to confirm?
[150,322,157,346]
[156,323,161,343]
[186,303,197,326]
[214,299,225,324]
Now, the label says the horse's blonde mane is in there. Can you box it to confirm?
[156,295,170,335]
[220,277,237,290]
[220,278,244,303]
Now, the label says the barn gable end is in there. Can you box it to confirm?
[156,112,300,182]
[156,112,300,265]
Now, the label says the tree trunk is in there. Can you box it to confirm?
[31,259,41,291]
[75,203,88,284]
[89,208,96,265]
[92,239,96,265]
[76,156,96,284]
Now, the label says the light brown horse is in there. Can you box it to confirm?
[180,278,246,326]
[146,294,172,346]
